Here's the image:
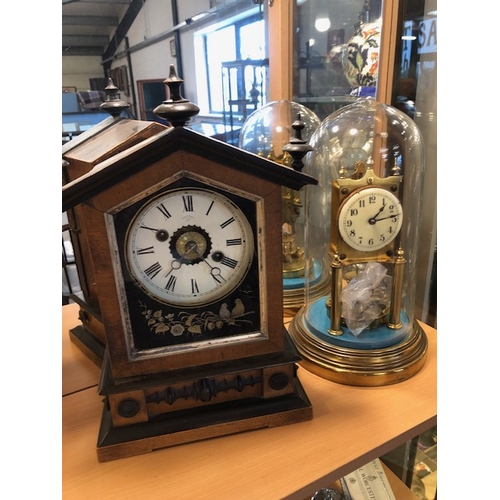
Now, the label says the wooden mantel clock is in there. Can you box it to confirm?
[62,66,316,462]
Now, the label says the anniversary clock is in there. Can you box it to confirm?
[62,66,316,461]
[239,100,322,311]
[288,98,428,386]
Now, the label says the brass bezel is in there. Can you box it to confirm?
[330,162,403,264]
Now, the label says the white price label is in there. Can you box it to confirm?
[342,458,396,500]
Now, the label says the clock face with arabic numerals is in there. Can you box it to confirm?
[125,187,255,307]
[338,186,403,252]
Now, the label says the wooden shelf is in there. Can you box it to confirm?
[62,303,436,499]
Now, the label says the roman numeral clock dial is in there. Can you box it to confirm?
[126,188,254,306]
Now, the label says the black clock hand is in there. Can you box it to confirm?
[368,205,386,225]
[373,213,401,222]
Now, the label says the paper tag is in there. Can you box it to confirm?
[342,458,396,500]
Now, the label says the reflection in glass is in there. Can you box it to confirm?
[239,100,321,311]
[293,0,383,120]
[392,0,437,327]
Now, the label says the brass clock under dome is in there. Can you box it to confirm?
[239,100,322,311]
[288,98,428,386]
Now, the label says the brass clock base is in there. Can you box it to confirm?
[283,287,306,314]
[288,310,428,387]
[283,263,331,314]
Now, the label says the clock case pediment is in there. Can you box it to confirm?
[63,126,315,212]
[62,125,317,380]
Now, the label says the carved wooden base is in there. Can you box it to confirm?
[96,330,313,462]
[96,377,311,462]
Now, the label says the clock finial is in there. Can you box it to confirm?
[282,113,314,172]
[153,64,200,127]
[100,78,130,117]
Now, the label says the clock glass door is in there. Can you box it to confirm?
[112,178,261,353]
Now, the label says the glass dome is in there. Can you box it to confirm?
[239,101,321,312]
[239,100,320,160]
[288,98,428,386]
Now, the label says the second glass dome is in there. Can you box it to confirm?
[239,100,321,312]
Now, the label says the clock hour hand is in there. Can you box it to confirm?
[165,259,183,278]
[368,204,386,225]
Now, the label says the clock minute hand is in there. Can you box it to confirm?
[372,213,401,222]
[202,258,227,283]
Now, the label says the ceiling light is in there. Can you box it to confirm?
[315,18,331,33]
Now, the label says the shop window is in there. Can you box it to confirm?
[194,13,266,117]
[137,79,168,123]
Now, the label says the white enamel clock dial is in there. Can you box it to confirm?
[126,187,254,306]
[338,186,403,252]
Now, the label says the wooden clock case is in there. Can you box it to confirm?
[62,114,317,461]
[63,114,169,364]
